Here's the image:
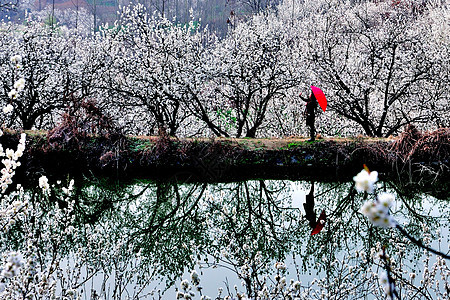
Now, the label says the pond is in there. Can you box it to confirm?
[2,176,449,299]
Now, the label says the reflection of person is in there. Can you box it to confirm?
[303,181,316,230]
[300,92,318,141]
[303,181,326,235]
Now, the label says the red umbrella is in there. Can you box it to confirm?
[311,210,326,236]
[311,85,327,112]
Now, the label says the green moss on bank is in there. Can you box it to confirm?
[0,130,447,185]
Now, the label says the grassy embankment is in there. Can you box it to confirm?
[1,127,448,190]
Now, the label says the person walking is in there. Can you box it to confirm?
[300,86,327,141]
[300,92,318,141]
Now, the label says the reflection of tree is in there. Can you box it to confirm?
[199,180,303,297]
[72,178,121,224]
[296,183,360,269]
[70,178,449,297]
[120,180,208,282]
[23,178,210,294]
[6,177,447,298]
[298,180,448,276]
[386,181,450,260]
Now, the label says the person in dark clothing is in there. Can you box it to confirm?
[303,181,316,230]
[300,92,318,141]
[303,181,327,235]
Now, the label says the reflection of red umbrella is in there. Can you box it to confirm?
[311,210,326,235]
[311,86,327,112]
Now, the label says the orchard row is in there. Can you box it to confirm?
[1,0,448,138]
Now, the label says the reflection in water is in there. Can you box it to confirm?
[303,182,326,235]
[304,181,317,230]
[2,178,449,299]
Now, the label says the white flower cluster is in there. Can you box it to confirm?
[13,78,25,91]
[177,279,196,299]
[5,55,25,113]
[274,262,286,271]
[360,192,396,228]
[0,252,23,288]
[0,133,26,192]
[10,54,21,66]
[176,270,212,299]
[354,168,396,228]
[353,169,378,193]
[38,176,50,196]
[3,74,25,105]
[2,104,13,114]
[1,197,28,228]
[62,179,75,196]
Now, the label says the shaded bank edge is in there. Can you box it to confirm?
[1,129,447,187]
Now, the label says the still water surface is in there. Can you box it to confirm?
[10,178,450,299]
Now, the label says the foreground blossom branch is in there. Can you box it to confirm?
[355,167,450,260]
[379,247,399,300]
[379,246,400,300]
[395,224,450,260]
